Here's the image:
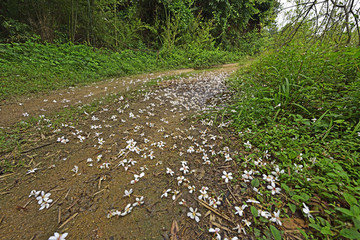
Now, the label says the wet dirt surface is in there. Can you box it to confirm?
[0,64,306,240]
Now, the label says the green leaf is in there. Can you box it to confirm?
[270,225,282,240]
[340,228,360,239]
[344,192,358,206]
[337,207,355,217]
[251,206,258,218]
[281,183,290,192]
[297,228,309,239]
[320,226,332,235]
[309,223,322,232]
[288,203,297,214]
[251,178,260,188]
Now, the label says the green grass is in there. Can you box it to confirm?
[0,41,241,100]
[219,42,360,239]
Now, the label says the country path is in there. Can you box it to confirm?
[0,65,235,128]
[1,64,250,239]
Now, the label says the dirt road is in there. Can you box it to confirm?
[1,64,250,239]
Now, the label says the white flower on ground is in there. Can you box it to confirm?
[36,191,51,205]
[107,209,121,218]
[242,170,253,182]
[57,136,69,144]
[246,199,260,204]
[208,196,221,209]
[253,187,263,196]
[270,210,282,226]
[133,196,144,207]
[302,203,313,218]
[123,189,133,198]
[224,153,232,162]
[263,174,275,183]
[198,187,209,200]
[267,182,281,195]
[177,176,185,186]
[209,227,221,240]
[188,185,196,193]
[235,204,248,216]
[271,165,285,176]
[26,168,38,175]
[161,189,171,198]
[121,203,133,216]
[222,171,233,183]
[294,163,303,173]
[48,232,68,240]
[131,172,145,184]
[187,207,201,222]
[187,146,195,153]
[233,224,246,235]
[29,190,40,198]
[179,199,187,206]
[242,219,251,227]
[166,167,174,176]
[244,141,252,149]
[258,210,271,219]
[71,165,79,174]
[180,165,189,174]
[172,190,180,201]
[39,198,53,210]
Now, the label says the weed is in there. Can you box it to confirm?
[219,43,360,239]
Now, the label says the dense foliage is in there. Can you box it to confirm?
[0,39,240,100]
[0,0,279,51]
[223,41,360,239]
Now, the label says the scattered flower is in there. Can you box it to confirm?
[48,232,68,240]
[187,207,201,222]
[222,171,233,183]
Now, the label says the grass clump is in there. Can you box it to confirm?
[223,43,360,239]
[0,40,241,100]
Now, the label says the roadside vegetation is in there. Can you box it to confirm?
[218,33,360,239]
[0,40,240,100]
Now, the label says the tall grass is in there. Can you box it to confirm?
[0,41,241,100]
[224,42,360,239]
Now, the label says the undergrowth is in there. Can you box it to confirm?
[222,43,360,239]
[0,40,241,100]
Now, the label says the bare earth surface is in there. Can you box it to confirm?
[0,67,200,127]
[0,64,305,240]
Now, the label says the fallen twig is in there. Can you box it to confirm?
[0,172,16,180]
[21,142,53,154]
[197,199,232,222]
[59,212,78,228]
[93,189,106,197]
[58,207,61,224]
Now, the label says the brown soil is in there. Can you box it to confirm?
[0,64,305,240]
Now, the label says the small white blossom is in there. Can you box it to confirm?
[187,207,201,222]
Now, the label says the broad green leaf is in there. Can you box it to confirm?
[320,226,332,235]
[251,178,260,188]
[340,228,360,239]
[251,206,258,218]
[337,207,355,217]
[288,203,297,214]
[309,223,322,232]
[344,192,358,206]
[270,225,282,240]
